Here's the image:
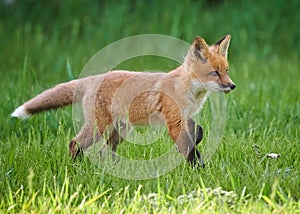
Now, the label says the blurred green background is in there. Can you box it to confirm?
[1,0,299,79]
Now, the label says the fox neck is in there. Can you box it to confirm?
[169,65,209,116]
[170,64,208,94]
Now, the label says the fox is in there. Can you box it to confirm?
[11,35,235,167]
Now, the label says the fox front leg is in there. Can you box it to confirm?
[187,118,204,167]
[166,116,204,167]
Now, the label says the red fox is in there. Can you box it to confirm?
[11,35,235,166]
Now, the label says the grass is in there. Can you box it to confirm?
[1,0,300,213]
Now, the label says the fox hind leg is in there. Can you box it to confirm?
[69,122,102,160]
[100,120,129,159]
[107,128,125,152]
[99,128,124,159]
[69,139,83,160]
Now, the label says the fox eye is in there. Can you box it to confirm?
[210,71,220,77]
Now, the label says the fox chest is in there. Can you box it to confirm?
[184,89,208,117]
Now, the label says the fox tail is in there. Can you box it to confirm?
[11,79,81,119]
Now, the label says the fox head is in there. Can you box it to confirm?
[185,35,236,93]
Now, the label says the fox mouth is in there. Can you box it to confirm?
[203,82,236,93]
[221,88,231,94]
[220,84,236,94]
[218,87,231,94]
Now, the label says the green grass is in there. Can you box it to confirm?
[1,0,300,213]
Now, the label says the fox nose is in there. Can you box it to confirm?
[229,83,236,90]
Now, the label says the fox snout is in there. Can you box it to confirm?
[221,82,236,93]
[229,83,236,90]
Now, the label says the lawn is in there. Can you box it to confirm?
[0,0,299,213]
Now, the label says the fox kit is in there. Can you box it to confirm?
[12,35,235,166]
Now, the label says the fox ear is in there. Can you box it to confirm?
[211,34,231,59]
[190,36,210,62]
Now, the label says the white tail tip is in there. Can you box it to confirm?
[11,105,31,119]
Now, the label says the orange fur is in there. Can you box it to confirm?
[12,35,236,165]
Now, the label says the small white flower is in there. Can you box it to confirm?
[266,153,280,159]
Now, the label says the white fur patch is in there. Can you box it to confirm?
[11,105,30,119]
[185,80,209,116]
[190,79,205,92]
[203,81,221,92]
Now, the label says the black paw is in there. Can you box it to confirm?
[188,148,205,168]
[69,140,83,161]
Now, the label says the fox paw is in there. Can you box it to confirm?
[69,140,83,161]
[188,148,205,168]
